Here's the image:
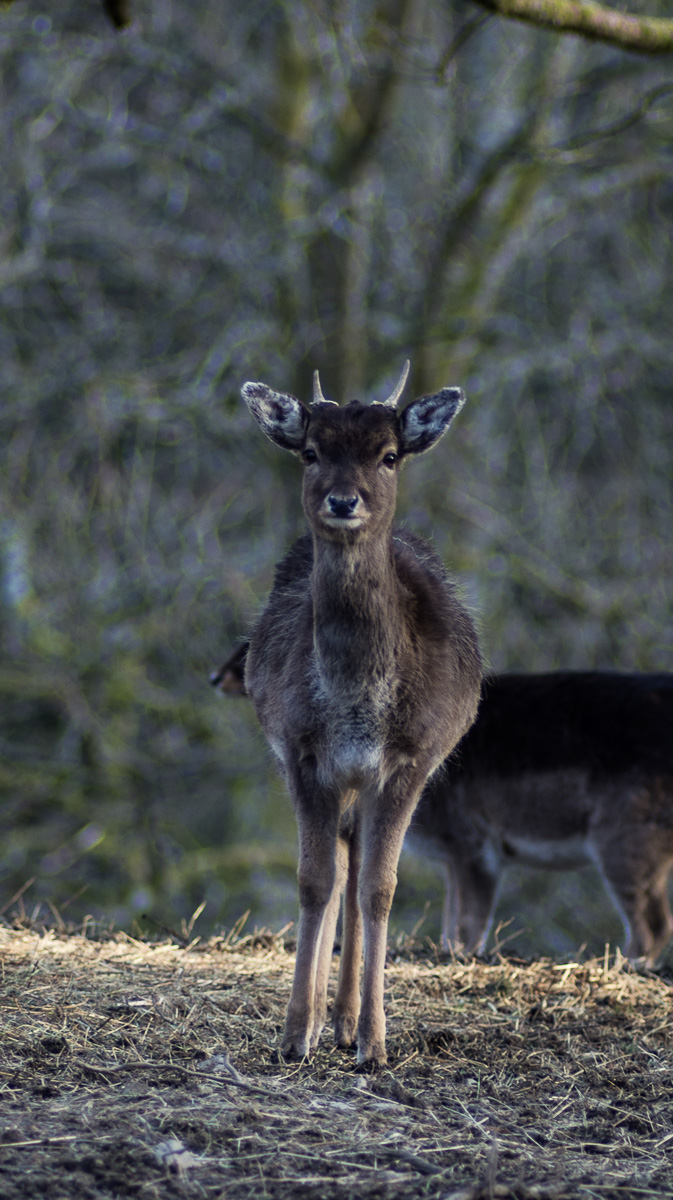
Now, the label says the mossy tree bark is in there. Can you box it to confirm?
[471,0,673,54]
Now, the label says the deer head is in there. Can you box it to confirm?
[242,362,465,542]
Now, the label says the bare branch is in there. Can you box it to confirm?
[435,14,493,81]
[540,82,673,159]
[328,0,420,187]
[411,119,538,372]
[470,0,673,54]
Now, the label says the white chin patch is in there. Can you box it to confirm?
[322,516,363,529]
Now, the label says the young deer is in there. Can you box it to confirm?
[239,362,481,1066]
[410,671,673,965]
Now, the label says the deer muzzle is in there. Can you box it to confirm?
[327,493,360,520]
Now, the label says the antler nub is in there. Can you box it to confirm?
[313,370,325,404]
[312,370,338,407]
[374,359,411,409]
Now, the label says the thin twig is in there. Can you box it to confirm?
[73,1057,296,1103]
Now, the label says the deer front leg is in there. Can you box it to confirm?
[333,830,363,1048]
[283,787,341,1060]
[310,833,349,1049]
[356,780,424,1067]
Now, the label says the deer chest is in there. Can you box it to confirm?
[316,687,394,790]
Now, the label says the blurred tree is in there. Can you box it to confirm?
[0,0,671,955]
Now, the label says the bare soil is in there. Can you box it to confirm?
[1,924,672,1200]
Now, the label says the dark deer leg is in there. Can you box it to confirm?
[454,858,500,955]
[440,860,460,951]
[282,780,341,1059]
[310,833,349,1049]
[333,828,363,1048]
[356,775,427,1066]
[442,859,498,956]
[595,837,668,965]
[642,872,673,964]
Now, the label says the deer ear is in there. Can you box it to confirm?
[242,382,309,451]
[398,388,465,455]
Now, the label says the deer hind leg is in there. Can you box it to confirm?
[310,833,349,1050]
[641,873,673,964]
[333,829,363,1048]
[440,860,460,952]
[595,840,673,966]
[282,788,341,1060]
[440,857,498,955]
[454,856,500,956]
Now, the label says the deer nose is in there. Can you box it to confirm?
[327,493,359,519]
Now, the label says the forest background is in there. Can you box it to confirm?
[1,0,672,958]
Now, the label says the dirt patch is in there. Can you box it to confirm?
[0,925,672,1199]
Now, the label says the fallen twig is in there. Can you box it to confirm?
[74,1056,293,1102]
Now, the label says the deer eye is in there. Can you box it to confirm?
[382,452,398,468]
[302,448,318,464]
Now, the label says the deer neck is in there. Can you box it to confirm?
[310,531,402,696]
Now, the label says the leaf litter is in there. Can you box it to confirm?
[0,921,672,1199]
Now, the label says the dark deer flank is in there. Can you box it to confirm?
[240,363,482,1066]
[410,671,673,965]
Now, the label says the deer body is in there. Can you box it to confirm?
[241,368,481,1065]
[410,671,673,964]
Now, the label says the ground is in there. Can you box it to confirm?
[0,924,672,1200]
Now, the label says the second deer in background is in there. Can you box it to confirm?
[214,656,673,965]
[410,671,673,965]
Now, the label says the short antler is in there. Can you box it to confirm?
[312,370,337,406]
[375,359,410,409]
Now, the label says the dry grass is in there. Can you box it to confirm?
[0,922,672,1199]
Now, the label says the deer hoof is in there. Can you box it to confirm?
[280,1025,312,1061]
[280,1041,311,1062]
[356,1041,387,1070]
[333,1010,358,1049]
